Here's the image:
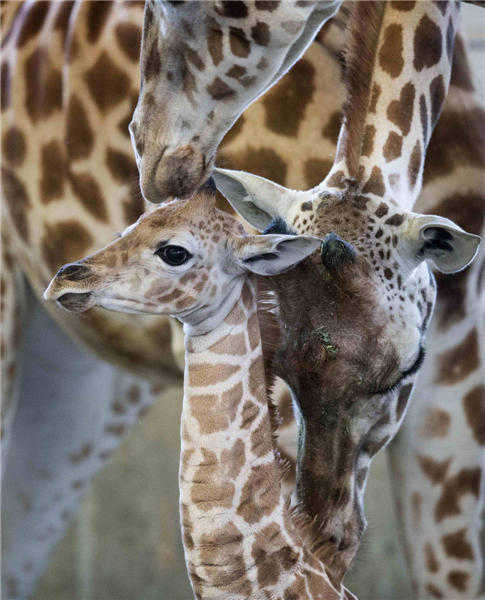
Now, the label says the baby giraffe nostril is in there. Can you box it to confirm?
[57,263,89,281]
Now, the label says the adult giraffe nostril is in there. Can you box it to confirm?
[56,263,90,281]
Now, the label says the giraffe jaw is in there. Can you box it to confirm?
[55,291,94,313]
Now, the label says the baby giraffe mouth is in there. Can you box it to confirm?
[56,291,94,313]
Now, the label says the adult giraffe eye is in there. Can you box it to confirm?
[156,245,192,266]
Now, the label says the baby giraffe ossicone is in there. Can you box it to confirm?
[45,183,355,600]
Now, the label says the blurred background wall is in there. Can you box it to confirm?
[29,4,485,600]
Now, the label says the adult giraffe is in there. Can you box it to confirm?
[1,1,483,599]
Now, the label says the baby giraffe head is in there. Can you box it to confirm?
[44,181,322,334]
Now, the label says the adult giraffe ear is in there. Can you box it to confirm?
[232,234,322,276]
[213,168,298,232]
[405,214,481,273]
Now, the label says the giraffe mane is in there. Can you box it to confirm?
[341,1,386,178]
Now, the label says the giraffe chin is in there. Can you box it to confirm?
[56,292,94,313]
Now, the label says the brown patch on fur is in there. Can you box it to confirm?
[322,111,342,146]
[304,159,333,188]
[2,127,26,166]
[206,17,223,66]
[414,14,442,72]
[362,166,385,197]
[25,49,62,123]
[41,220,94,273]
[84,51,130,113]
[1,62,11,111]
[383,131,402,163]
[387,82,416,137]
[115,22,142,62]
[411,491,422,529]
[435,467,481,522]
[237,464,280,523]
[448,571,469,592]
[207,77,236,101]
[190,448,236,511]
[262,58,315,138]
[426,583,444,598]
[229,26,250,58]
[418,455,451,485]
[442,528,474,560]
[41,141,67,203]
[252,522,299,587]
[2,167,31,243]
[369,83,381,114]
[16,1,49,48]
[420,407,451,438]
[219,146,288,187]
[211,332,247,356]
[361,125,376,157]
[66,95,94,161]
[326,170,346,190]
[86,2,112,44]
[69,443,92,465]
[341,1,386,175]
[378,23,404,78]
[408,141,422,191]
[390,1,416,10]
[189,363,240,387]
[424,542,440,573]
[69,172,109,223]
[252,21,270,46]
[450,35,474,92]
[106,148,138,184]
[463,385,485,446]
[435,329,479,385]
[429,75,446,130]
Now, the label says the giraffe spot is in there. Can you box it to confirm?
[411,491,422,530]
[390,1,416,10]
[180,41,205,72]
[206,17,223,66]
[2,167,31,243]
[442,528,474,560]
[142,38,161,83]
[248,355,266,403]
[241,400,259,429]
[224,303,245,325]
[190,384,239,434]
[221,438,245,480]
[369,83,381,114]
[215,1,248,18]
[326,170,346,190]
[407,140,422,191]
[387,82,416,137]
[66,94,94,160]
[237,464,280,523]
[426,583,444,598]
[54,1,76,43]
[414,14,442,72]
[229,27,250,58]
[197,523,252,595]
[191,447,236,510]
[383,131,402,163]
[435,329,479,385]
[111,400,126,415]
[104,423,126,436]
[115,22,142,62]
[242,282,253,309]
[450,35,474,92]
[1,62,11,111]
[128,385,141,404]
[424,542,440,573]
[434,1,448,16]
[361,124,376,157]
[41,141,67,203]
[2,127,26,166]
[16,1,49,48]
[419,407,451,438]
[226,64,246,80]
[220,146,288,187]
[122,195,145,226]
[25,49,62,122]
[446,18,454,62]
[41,220,93,273]
[69,172,109,222]
[206,77,236,101]
[362,166,385,197]
[385,213,405,227]
[448,571,469,592]
[71,480,83,489]
[435,467,481,522]
[429,75,446,130]
[69,443,93,465]
[463,385,485,445]
[211,332,248,356]
[250,413,272,458]
[423,108,485,185]
[262,58,315,137]
[84,51,130,113]
[322,111,342,147]
[379,23,404,79]
[252,522,299,587]
[86,1,113,44]
[418,455,451,485]
[189,363,240,387]
[420,95,428,146]
[303,159,333,190]
[396,383,413,422]
[252,21,270,46]
[361,433,390,457]
[106,148,138,184]
[255,1,280,10]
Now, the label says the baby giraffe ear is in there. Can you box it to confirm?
[406,214,481,273]
[233,234,322,276]
[213,168,298,232]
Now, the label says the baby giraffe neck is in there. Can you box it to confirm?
[180,277,346,599]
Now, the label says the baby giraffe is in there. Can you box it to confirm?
[44,183,354,600]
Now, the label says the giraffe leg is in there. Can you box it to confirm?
[388,242,485,600]
[1,288,167,600]
[1,234,27,472]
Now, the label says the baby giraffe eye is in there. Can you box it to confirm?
[156,245,192,266]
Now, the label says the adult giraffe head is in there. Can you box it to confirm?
[130,0,341,201]
[214,1,481,574]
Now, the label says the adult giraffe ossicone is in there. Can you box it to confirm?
[214,0,482,578]
[45,186,357,600]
